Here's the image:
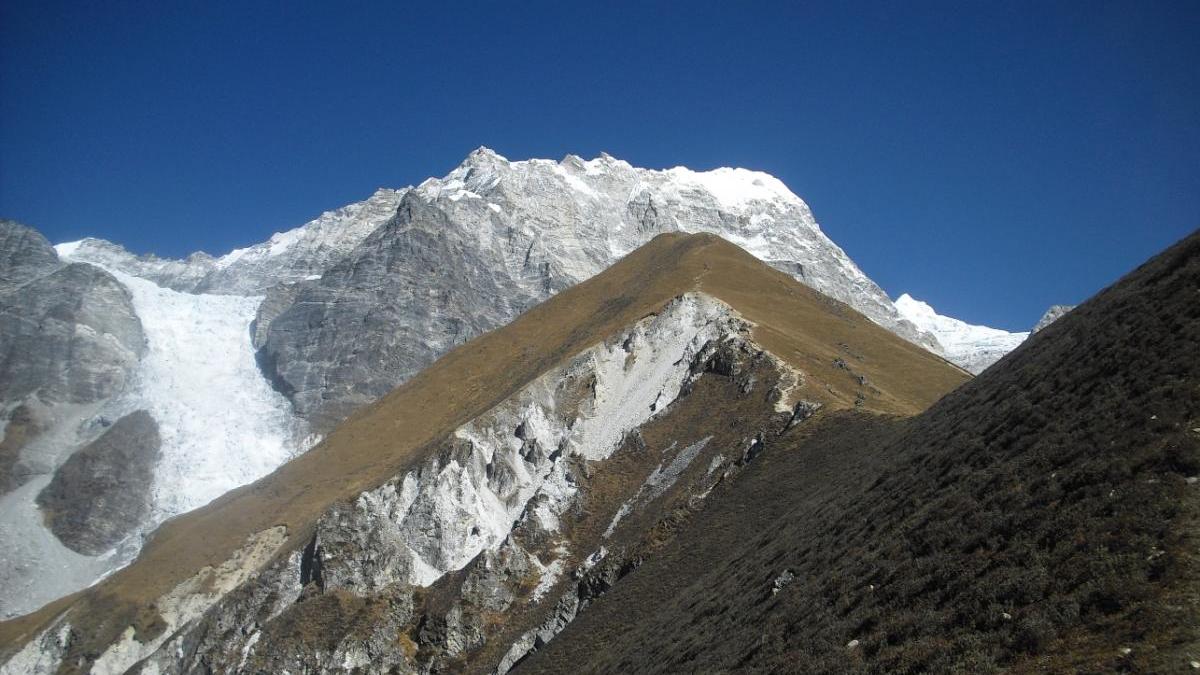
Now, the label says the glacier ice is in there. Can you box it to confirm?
[0,250,306,620]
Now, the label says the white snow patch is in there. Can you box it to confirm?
[666,166,802,210]
[265,227,305,256]
[604,436,712,537]
[53,240,83,258]
[554,165,600,198]
[706,453,726,477]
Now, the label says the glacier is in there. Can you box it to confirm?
[92,266,304,521]
[0,249,307,619]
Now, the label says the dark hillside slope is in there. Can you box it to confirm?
[517,230,1200,673]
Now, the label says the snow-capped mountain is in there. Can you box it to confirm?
[1033,304,1074,332]
[894,294,1077,374]
[894,293,1030,374]
[0,148,1012,620]
[5,230,1193,674]
[253,148,937,429]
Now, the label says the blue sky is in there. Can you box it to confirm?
[1,1,1196,330]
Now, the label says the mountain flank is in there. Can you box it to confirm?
[0,232,967,673]
[516,230,1200,673]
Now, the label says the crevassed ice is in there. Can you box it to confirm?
[104,268,302,520]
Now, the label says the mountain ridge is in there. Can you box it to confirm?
[0,232,969,673]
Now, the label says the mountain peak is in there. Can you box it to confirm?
[895,292,1028,374]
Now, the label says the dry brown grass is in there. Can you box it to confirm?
[0,233,968,662]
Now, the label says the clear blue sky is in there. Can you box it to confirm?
[2,1,1196,330]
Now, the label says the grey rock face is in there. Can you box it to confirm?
[1033,304,1074,332]
[0,404,43,494]
[259,198,547,428]
[0,262,145,407]
[35,410,161,555]
[259,148,937,430]
[0,221,60,291]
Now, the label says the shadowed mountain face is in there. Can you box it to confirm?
[516,230,1200,674]
[0,233,967,674]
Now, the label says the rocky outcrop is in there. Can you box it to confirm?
[0,222,145,499]
[1033,304,1074,332]
[0,221,59,291]
[0,226,150,618]
[13,295,788,675]
[35,410,161,555]
[0,263,145,407]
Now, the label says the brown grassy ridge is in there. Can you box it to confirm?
[0,232,968,658]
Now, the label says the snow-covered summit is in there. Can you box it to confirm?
[895,293,1029,374]
[400,147,934,350]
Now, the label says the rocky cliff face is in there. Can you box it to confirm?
[35,410,160,556]
[0,221,145,496]
[1033,303,1074,332]
[513,229,1200,675]
[0,222,150,620]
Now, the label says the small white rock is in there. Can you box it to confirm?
[846,639,860,649]
[1001,612,1012,621]
[1120,647,1132,656]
